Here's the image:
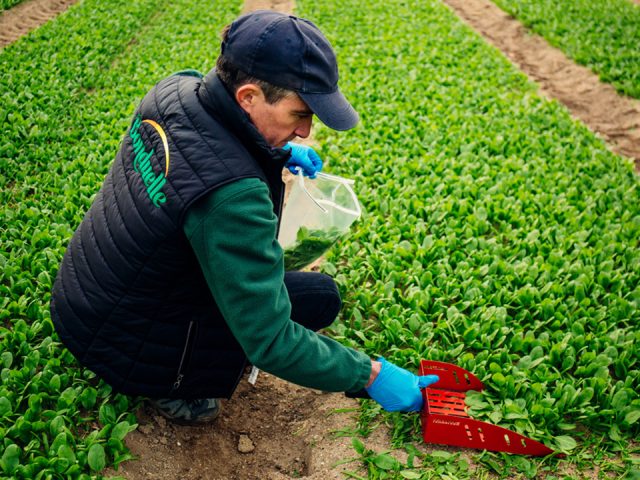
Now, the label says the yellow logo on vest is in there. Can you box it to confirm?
[129,114,170,207]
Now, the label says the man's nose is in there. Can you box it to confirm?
[294,117,313,139]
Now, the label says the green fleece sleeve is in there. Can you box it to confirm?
[183,177,371,393]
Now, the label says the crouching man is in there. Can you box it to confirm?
[50,10,438,424]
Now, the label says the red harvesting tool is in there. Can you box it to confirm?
[419,360,556,456]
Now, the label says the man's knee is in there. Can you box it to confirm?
[316,273,341,329]
[285,271,342,331]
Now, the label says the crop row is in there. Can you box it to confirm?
[0,0,240,477]
[298,0,640,477]
[491,0,640,99]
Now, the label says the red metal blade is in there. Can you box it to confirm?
[421,412,556,456]
[419,360,558,456]
[419,360,483,392]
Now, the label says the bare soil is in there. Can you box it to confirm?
[443,0,640,169]
[105,372,369,480]
[0,0,78,47]
[240,0,293,14]
[105,371,498,480]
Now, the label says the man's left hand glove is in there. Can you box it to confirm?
[365,358,439,412]
[284,142,323,179]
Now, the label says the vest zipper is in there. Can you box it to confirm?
[172,320,195,391]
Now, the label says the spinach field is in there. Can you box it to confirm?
[2,0,639,478]
[301,0,640,477]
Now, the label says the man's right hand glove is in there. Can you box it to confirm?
[365,358,439,412]
[283,142,323,179]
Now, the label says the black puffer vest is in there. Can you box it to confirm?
[50,71,289,399]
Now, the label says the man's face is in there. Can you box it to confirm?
[237,85,314,148]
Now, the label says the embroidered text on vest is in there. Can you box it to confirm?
[129,115,168,207]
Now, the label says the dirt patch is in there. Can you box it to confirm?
[443,0,640,169]
[106,372,369,480]
[241,0,294,15]
[106,372,493,479]
[0,0,78,48]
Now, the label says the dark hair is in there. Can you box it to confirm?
[216,24,294,104]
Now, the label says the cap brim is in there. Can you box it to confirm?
[299,89,359,131]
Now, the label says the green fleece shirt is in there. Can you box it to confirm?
[183,177,371,393]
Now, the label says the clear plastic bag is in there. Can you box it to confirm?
[278,171,362,271]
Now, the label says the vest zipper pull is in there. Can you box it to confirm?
[172,320,194,391]
[173,374,184,390]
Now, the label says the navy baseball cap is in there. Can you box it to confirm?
[221,10,359,131]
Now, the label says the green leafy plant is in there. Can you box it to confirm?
[0,0,26,11]
[346,440,478,479]
[284,226,344,270]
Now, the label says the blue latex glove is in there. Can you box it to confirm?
[284,142,323,179]
[365,358,439,412]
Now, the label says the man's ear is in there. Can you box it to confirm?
[235,84,264,114]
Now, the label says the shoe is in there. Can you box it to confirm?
[149,397,221,425]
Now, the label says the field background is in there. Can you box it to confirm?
[1,0,639,478]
